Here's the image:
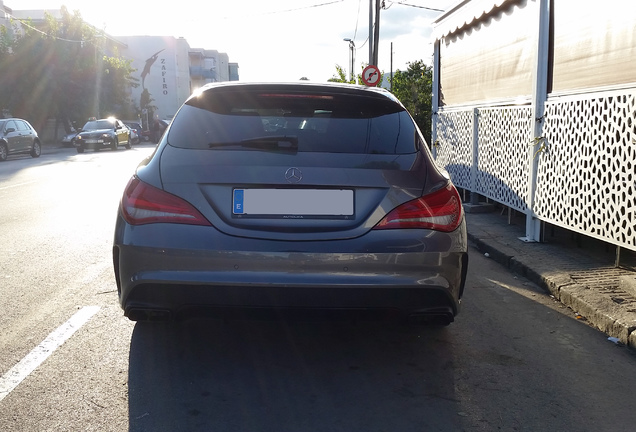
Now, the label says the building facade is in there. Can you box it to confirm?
[118,36,194,122]
[189,49,230,91]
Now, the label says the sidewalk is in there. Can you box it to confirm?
[465,207,636,348]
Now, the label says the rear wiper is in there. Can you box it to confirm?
[208,135,298,151]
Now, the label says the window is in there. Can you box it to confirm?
[168,89,419,154]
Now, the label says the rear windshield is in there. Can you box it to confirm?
[167,89,420,154]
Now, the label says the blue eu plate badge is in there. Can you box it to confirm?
[233,189,244,214]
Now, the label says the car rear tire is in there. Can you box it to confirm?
[76,146,84,154]
[125,136,131,150]
[111,137,118,151]
[30,140,41,158]
[0,142,7,161]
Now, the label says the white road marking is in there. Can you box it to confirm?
[0,181,37,191]
[0,306,100,403]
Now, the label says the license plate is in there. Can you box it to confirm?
[85,139,103,144]
[233,189,354,218]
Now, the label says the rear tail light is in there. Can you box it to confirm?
[373,183,463,232]
[120,176,211,226]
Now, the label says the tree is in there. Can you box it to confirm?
[0,16,54,129]
[139,88,157,131]
[0,8,137,133]
[390,60,433,143]
[100,51,138,119]
[328,64,356,84]
[0,26,17,117]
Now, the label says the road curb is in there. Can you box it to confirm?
[468,232,636,348]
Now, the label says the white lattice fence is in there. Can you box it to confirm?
[434,110,473,190]
[534,90,636,251]
[435,107,533,211]
[476,107,533,212]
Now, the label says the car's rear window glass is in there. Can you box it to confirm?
[167,90,419,154]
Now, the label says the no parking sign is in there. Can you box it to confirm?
[361,65,381,87]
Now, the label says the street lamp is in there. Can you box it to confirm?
[343,38,356,83]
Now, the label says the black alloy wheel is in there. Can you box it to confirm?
[111,137,119,151]
[30,141,41,158]
[0,142,7,161]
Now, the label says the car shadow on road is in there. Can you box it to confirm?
[127,317,463,432]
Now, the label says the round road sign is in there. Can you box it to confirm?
[361,65,381,86]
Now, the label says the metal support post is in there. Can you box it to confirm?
[432,40,440,159]
[470,108,480,205]
[521,0,550,243]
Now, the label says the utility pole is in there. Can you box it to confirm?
[373,0,381,66]
[390,42,393,91]
[369,0,373,65]
[344,38,355,82]
[368,0,382,66]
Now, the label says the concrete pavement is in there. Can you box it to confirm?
[465,207,636,348]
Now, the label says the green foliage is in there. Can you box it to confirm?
[139,88,157,129]
[100,51,138,119]
[0,7,137,131]
[328,64,356,84]
[390,60,433,144]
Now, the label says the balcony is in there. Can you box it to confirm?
[189,66,218,80]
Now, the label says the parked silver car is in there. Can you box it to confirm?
[0,118,42,161]
[113,82,468,324]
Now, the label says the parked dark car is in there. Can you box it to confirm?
[113,82,468,325]
[61,130,78,147]
[74,117,131,153]
[151,119,169,143]
[124,121,143,145]
[0,118,41,161]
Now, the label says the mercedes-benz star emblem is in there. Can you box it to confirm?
[284,167,303,183]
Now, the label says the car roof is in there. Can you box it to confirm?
[1,118,34,126]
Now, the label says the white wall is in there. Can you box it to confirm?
[119,35,191,120]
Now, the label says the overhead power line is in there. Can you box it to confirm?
[219,0,345,19]
[3,12,108,45]
[4,13,84,43]
[385,1,445,12]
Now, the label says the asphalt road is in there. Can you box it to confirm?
[0,145,635,432]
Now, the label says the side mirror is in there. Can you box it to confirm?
[5,127,15,133]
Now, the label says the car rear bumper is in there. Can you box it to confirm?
[113,218,468,322]
[122,283,462,323]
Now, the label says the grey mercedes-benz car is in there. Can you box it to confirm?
[113,82,468,324]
